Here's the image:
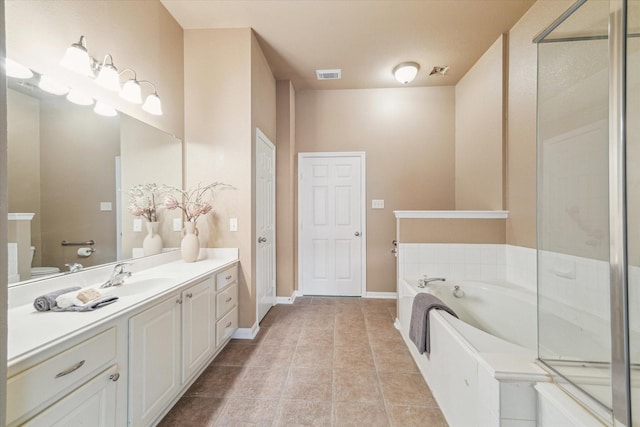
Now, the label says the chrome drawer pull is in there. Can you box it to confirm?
[225,275,232,280]
[225,297,232,303]
[186,293,193,298]
[176,298,183,304]
[109,373,120,382]
[226,321,232,328]
[55,360,85,378]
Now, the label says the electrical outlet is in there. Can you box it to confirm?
[100,202,112,211]
[173,218,182,232]
[133,218,142,232]
[372,199,385,209]
[230,218,238,232]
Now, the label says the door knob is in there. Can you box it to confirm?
[354,232,361,237]
[258,236,267,243]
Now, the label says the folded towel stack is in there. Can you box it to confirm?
[33,287,119,312]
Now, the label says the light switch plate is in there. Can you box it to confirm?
[173,218,182,232]
[372,199,385,209]
[133,218,142,232]
[100,202,112,211]
[230,218,238,232]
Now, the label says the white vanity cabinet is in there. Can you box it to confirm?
[7,327,120,427]
[182,276,215,381]
[128,271,234,427]
[215,265,238,348]
[129,294,182,427]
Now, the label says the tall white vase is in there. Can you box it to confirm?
[181,221,200,262]
[142,221,163,256]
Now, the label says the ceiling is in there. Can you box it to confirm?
[161,0,536,91]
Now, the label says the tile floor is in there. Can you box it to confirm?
[159,296,448,426]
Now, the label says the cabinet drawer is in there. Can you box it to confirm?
[216,284,237,319]
[216,307,238,347]
[216,265,237,291]
[7,327,117,426]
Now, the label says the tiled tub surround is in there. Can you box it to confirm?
[397,277,547,427]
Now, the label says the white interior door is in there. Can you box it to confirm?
[299,153,365,296]
[256,129,276,323]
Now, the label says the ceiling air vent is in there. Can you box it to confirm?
[316,69,342,80]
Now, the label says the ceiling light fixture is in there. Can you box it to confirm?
[393,62,420,84]
[60,36,94,77]
[5,58,34,79]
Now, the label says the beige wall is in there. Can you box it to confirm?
[5,0,184,138]
[506,0,575,248]
[276,81,297,298]
[296,87,455,293]
[399,219,506,244]
[7,90,42,266]
[455,35,505,210]
[185,28,278,329]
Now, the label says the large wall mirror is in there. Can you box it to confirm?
[7,69,183,286]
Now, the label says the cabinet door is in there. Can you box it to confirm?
[23,365,119,427]
[182,278,215,381]
[129,296,181,427]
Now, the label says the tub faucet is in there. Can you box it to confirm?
[418,276,446,288]
[100,262,132,288]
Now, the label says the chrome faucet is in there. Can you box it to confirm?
[100,262,132,288]
[418,276,446,288]
[65,263,83,273]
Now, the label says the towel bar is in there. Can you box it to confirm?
[61,240,95,246]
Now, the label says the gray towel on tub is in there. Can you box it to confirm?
[33,287,82,312]
[51,296,119,312]
[409,293,458,354]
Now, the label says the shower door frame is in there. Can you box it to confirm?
[534,0,631,425]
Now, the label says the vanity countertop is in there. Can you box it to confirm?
[8,250,239,367]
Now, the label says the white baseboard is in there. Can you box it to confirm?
[364,292,397,299]
[276,291,297,305]
[231,322,260,339]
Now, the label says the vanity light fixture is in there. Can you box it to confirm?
[38,75,69,96]
[95,54,120,92]
[66,88,94,106]
[94,101,118,117]
[393,62,420,84]
[60,36,94,77]
[140,81,163,116]
[5,58,34,79]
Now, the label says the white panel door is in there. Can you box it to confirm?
[256,129,276,323]
[300,155,363,296]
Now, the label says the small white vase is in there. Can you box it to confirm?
[181,221,200,262]
[142,221,163,256]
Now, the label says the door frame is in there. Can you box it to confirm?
[255,128,276,322]
[297,152,367,297]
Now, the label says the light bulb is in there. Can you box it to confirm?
[66,88,94,106]
[120,79,142,104]
[60,37,94,77]
[5,58,33,79]
[94,101,118,117]
[38,75,69,95]
[96,64,120,92]
[142,93,163,115]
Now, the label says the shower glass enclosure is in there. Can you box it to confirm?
[537,0,637,424]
